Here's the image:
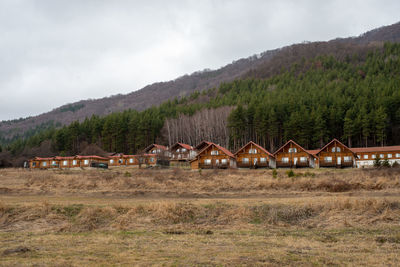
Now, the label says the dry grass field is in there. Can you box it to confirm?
[1,167,400,266]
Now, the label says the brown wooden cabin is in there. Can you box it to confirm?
[55,156,78,168]
[351,146,400,168]
[273,140,317,168]
[76,155,108,167]
[170,142,196,167]
[234,141,275,168]
[108,154,125,167]
[316,139,356,168]
[190,142,236,169]
[123,155,139,166]
[29,157,58,169]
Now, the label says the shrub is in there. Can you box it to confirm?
[374,156,382,168]
[392,161,400,168]
[382,159,391,168]
[124,171,132,177]
[272,169,278,179]
[286,169,295,177]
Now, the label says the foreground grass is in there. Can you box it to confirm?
[1,227,400,266]
[1,168,400,265]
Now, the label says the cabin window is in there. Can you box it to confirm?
[388,154,392,158]
[344,156,352,162]
[63,160,68,166]
[380,154,384,159]
[73,160,77,165]
[324,157,332,162]
[288,148,297,153]
[211,150,219,155]
[242,158,249,163]
[260,157,267,163]
[204,159,211,165]
[300,157,307,162]
[372,154,376,159]
[42,162,47,167]
[110,159,114,164]
[176,149,180,152]
[363,155,368,159]
[32,162,36,167]
[282,157,289,163]
[396,153,400,158]
[84,160,89,165]
[357,155,360,159]
[52,161,57,165]
[221,159,227,164]
[150,157,155,163]
[331,147,341,152]
[249,149,257,154]
[182,148,187,152]
[118,159,123,163]
[129,158,134,163]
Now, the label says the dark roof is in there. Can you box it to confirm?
[195,141,213,150]
[273,140,316,158]
[316,138,356,155]
[171,142,193,150]
[196,142,235,158]
[143,144,167,152]
[351,146,400,153]
[234,141,274,157]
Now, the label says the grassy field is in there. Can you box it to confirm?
[1,167,400,266]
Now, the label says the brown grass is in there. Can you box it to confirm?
[1,168,400,265]
[1,167,399,198]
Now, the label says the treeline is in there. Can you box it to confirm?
[226,43,400,152]
[3,42,400,161]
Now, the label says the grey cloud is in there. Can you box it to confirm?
[0,0,399,120]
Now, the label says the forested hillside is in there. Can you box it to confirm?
[2,42,400,166]
[1,22,400,143]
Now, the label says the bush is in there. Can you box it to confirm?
[286,169,295,177]
[272,169,278,179]
[374,156,382,168]
[392,161,400,168]
[382,159,391,168]
[124,171,132,177]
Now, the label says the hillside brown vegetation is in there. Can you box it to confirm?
[1,168,400,266]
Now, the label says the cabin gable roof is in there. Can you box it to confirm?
[234,141,274,157]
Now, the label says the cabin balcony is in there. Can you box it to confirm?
[319,161,354,168]
[237,162,269,168]
[319,161,336,167]
[295,161,309,168]
[199,163,229,169]
[276,161,293,168]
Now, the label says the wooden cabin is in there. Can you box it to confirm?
[273,140,317,168]
[29,157,58,169]
[108,154,125,167]
[190,142,236,169]
[316,139,356,168]
[170,142,196,167]
[234,141,275,168]
[123,155,139,167]
[351,146,400,168]
[76,155,108,168]
[57,156,81,168]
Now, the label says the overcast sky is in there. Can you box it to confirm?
[0,0,399,121]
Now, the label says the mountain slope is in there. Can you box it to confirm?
[1,21,400,142]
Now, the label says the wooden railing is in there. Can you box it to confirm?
[320,160,354,168]
[237,162,269,168]
[199,163,230,169]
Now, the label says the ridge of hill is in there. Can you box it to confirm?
[1,21,400,143]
